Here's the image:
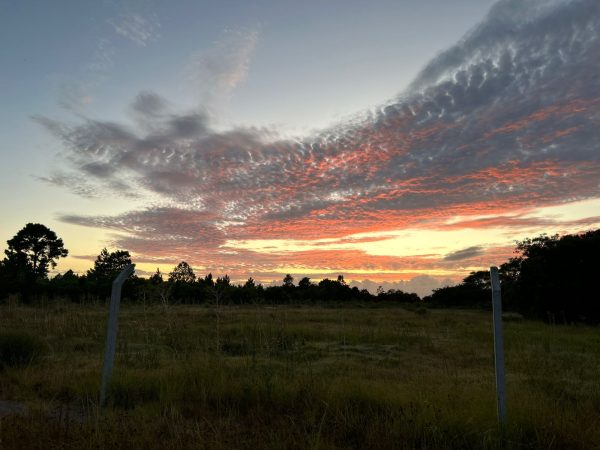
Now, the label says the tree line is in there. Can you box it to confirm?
[424,229,600,323]
[0,223,418,305]
[1,223,599,322]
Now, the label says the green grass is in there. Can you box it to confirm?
[1,301,599,449]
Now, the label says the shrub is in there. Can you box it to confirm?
[0,331,45,368]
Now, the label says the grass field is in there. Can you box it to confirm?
[1,300,599,449]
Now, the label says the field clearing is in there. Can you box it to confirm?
[1,302,600,449]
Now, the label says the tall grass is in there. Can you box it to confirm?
[0,302,599,448]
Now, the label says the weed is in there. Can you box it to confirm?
[0,303,599,449]
[0,331,45,368]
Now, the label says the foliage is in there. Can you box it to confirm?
[0,331,45,368]
[423,229,600,323]
[84,248,134,299]
[377,288,420,303]
[149,268,163,284]
[168,261,196,283]
[298,276,312,289]
[508,230,600,323]
[3,223,68,279]
[282,273,294,288]
[424,283,490,309]
[87,248,132,280]
[2,222,599,323]
[0,223,419,305]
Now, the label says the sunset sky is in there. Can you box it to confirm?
[1,0,599,296]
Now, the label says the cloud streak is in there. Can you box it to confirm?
[188,28,259,101]
[443,246,485,261]
[108,13,160,46]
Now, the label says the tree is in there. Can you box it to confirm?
[87,248,132,280]
[283,274,294,288]
[3,223,68,279]
[168,261,196,283]
[462,270,490,289]
[200,273,214,287]
[216,275,230,287]
[149,268,163,284]
[298,277,312,289]
[424,283,489,308]
[509,230,600,322]
[233,277,261,304]
[317,278,351,302]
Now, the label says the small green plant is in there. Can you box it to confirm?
[0,331,45,368]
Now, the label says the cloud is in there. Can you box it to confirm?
[108,13,160,46]
[58,37,117,111]
[58,82,94,111]
[188,29,259,99]
[58,11,160,111]
[34,172,101,198]
[131,91,167,118]
[37,0,600,285]
[86,37,116,74]
[443,246,485,261]
[60,207,226,262]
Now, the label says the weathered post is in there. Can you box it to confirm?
[100,264,135,406]
[490,266,507,426]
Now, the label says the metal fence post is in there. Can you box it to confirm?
[100,264,135,406]
[490,266,507,426]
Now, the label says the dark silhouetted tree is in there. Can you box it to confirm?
[509,230,600,323]
[86,248,133,298]
[462,270,490,289]
[283,274,294,288]
[168,261,196,283]
[298,277,312,289]
[87,248,132,280]
[3,223,68,279]
[216,275,230,287]
[377,288,420,303]
[150,268,163,284]
[200,273,214,287]
[49,269,83,302]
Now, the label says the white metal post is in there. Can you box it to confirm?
[100,264,135,406]
[490,266,507,426]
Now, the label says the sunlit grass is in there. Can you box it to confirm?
[1,301,599,448]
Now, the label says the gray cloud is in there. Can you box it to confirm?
[443,246,485,261]
[35,173,101,199]
[131,91,167,117]
[60,207,227,261]
[37,0,600,266]
[409,0,574,91]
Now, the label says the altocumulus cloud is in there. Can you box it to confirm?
[36,0,600,287]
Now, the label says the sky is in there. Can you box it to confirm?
[1,0,599,296]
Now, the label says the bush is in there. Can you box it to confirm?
[0,331,45,368]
